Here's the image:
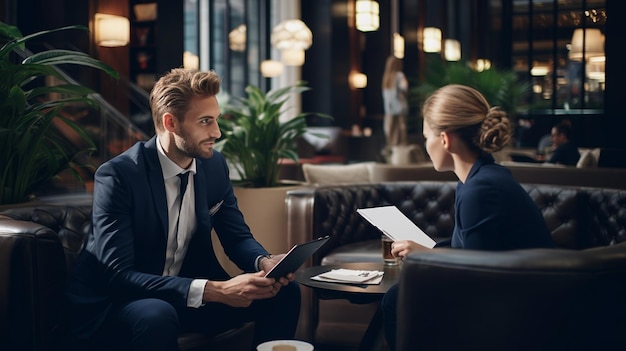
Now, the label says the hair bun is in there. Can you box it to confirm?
[478,108,511,153]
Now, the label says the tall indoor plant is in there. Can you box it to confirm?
[0,21,118,205]
[212,81,331,268]
[216,81,331,188]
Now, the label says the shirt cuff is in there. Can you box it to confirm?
[255,254,271,271]
[187,279,208,308]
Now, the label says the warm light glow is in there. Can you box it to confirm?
[423,27,441,53]
[356,0,380,32]
[281,49,305,66]
[95,13,130,47]
[393,33,405,59]
[474,59,491,72]
[350,71,367,89]
[183,51,199,70]
[444,39,461,61]
[530,65,549,76]
[260,60,284,77]
[586,57,605,82]
[228,24,246,52]
[271,19,312,51]
[271,19,312,66]
[569,28,604,61]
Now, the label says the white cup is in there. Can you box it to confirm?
[256,340,314,351]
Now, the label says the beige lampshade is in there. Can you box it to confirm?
[569,28,604,61]
[423,27,441,53]
[260,60,284,77]
[444,39,461,61]
[95,13,130,47]
[356,0,380,32]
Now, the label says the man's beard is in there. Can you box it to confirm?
[175,131,214,159]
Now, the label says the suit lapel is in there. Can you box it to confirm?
[144,137,169,238]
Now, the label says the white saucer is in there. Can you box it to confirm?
[256,339,314,351]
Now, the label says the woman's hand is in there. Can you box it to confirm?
[391,240,430,259]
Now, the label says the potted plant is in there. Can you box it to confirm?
[212,82,331,267]
[216,81,331,188]
[0,21,118,205]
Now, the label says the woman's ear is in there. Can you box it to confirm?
[441,131,452,151]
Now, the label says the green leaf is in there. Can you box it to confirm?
[0,20,119,204]
[219,82,333,187]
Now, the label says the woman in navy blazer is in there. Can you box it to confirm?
[66,69,300,350]
[381,84,554,350]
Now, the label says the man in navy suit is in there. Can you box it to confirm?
[66,68,300,350]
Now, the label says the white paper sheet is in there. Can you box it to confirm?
[311,269,384,284]
[357,206,437,249]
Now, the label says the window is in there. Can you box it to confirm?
[507,0,606,114]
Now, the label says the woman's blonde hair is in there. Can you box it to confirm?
[422,84,511,154]
[382,56,403,89]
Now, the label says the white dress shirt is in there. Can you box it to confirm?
[156,137,207,307]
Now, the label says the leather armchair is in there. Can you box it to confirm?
[286,181,626,348]
[0,204,254,351]
[397,243,626,351]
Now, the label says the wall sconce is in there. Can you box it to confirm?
[393,33,405,59]
[569,28,604,61]
[95,13,130,47]
[444,39,461,61]
[355,0,380,32]
[271,19,313,66]
[350,71,368,89]
[228,24,246,52]
[422,27,441,53]
[261,60,284,78]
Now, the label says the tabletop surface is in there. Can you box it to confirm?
[294,262,401,301]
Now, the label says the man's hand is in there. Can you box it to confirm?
[259,253,294,287]
[202,271,281,307]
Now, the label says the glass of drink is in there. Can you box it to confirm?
[381,235,398,265]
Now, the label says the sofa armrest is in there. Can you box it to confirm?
[396,243,626,351]
[0,219,67,351]
[286,187,317,258]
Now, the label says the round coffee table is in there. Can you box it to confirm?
[295,262,401,351]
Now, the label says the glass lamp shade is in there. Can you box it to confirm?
[95,13,130,47]
[444,39,461,61]
[229,24,246,52]
[569,28,604,61]
[183,51,199,70]
[271,19,312,51]
[356,0,380,32]
[261,60,284,77]
[281,49,305,66]
[423,27,441,53]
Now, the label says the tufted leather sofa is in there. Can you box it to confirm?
[286,181,626,348]
[0,201,254,351]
